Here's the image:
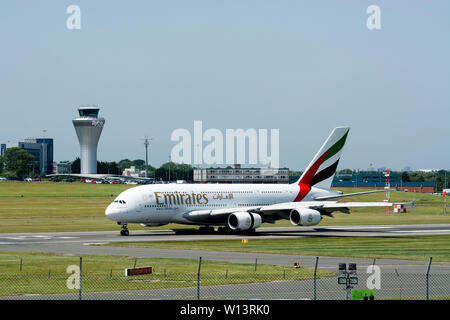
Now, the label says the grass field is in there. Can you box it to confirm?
[0,181,449,233]
[0,251,333,296]
[102,235,450,262]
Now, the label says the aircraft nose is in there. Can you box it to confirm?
[105,204,121,221]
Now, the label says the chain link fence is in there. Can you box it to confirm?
[1,256,449,300]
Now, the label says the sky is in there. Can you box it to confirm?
[0,1,449,171]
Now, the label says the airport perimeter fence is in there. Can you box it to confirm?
[0,256,449,300]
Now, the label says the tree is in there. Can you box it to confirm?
[132,159,145,168]
[401,171,410,182]
[118,159,133,172]
[3,147,37,178]
[155,162,194,181]
[71,158,80,174]
[0,155,4,175]
[97,161,120,175]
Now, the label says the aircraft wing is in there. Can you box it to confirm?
[258,201,392,212]
[313,189,390,201]
[182,201,392,223]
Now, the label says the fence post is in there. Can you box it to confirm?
[426,257,432,300]
[255,258,258,272]
[20,258,22,272]
[79,257,83,301]
[313,257,319,300]
[197,257,202,300]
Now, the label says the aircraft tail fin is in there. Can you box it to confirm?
[295,127,350,190]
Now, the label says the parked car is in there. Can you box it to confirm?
[24,178,32,182]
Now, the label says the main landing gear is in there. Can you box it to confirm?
[198,226,215,234]
[119,224,129,236]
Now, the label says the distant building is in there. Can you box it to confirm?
[194,164,289,184]
[332,172,435,193]
[53,162,72,174]
[418,169,440,173]
[18,138,54,175]
[123,166,146,178]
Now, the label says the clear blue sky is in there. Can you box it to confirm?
[0,1,449,171]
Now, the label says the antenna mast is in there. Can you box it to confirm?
[385,168,391,214]
[143,138,153,178]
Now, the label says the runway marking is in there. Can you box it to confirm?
[83,243,107,246]
[390,230,450,233]
[324,226,394,230]
[0,235,78,241]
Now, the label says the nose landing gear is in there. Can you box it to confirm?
[119,224,129,236]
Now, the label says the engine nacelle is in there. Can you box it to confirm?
[228,212,262,231]
[289,208,322,226]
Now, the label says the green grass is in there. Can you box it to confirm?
[0,251,333,296]
[0,181,449,233]
[103,235,450,262]
[0,181,180,233]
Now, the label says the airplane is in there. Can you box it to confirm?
[105,126,393,236]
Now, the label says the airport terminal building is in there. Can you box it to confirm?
[194,164,289,184]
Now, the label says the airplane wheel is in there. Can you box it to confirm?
[218,227,233,234]
[199,226,214,234]
[120,229,129,236]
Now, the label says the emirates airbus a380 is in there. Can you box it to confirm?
[106,127,392,236]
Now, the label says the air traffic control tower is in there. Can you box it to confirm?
[72,106,105,174]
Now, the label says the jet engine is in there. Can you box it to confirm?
[228,212,262,231]
[289,208,322,226]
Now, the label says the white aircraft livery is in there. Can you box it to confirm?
[106,127,392,236]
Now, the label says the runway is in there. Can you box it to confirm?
[1,224,450,248]
[0,224,450,270]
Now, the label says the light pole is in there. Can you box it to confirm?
[168,156,171,182]
[338,263,358,300]
[143,138,153,179]
[444,171,447,214]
